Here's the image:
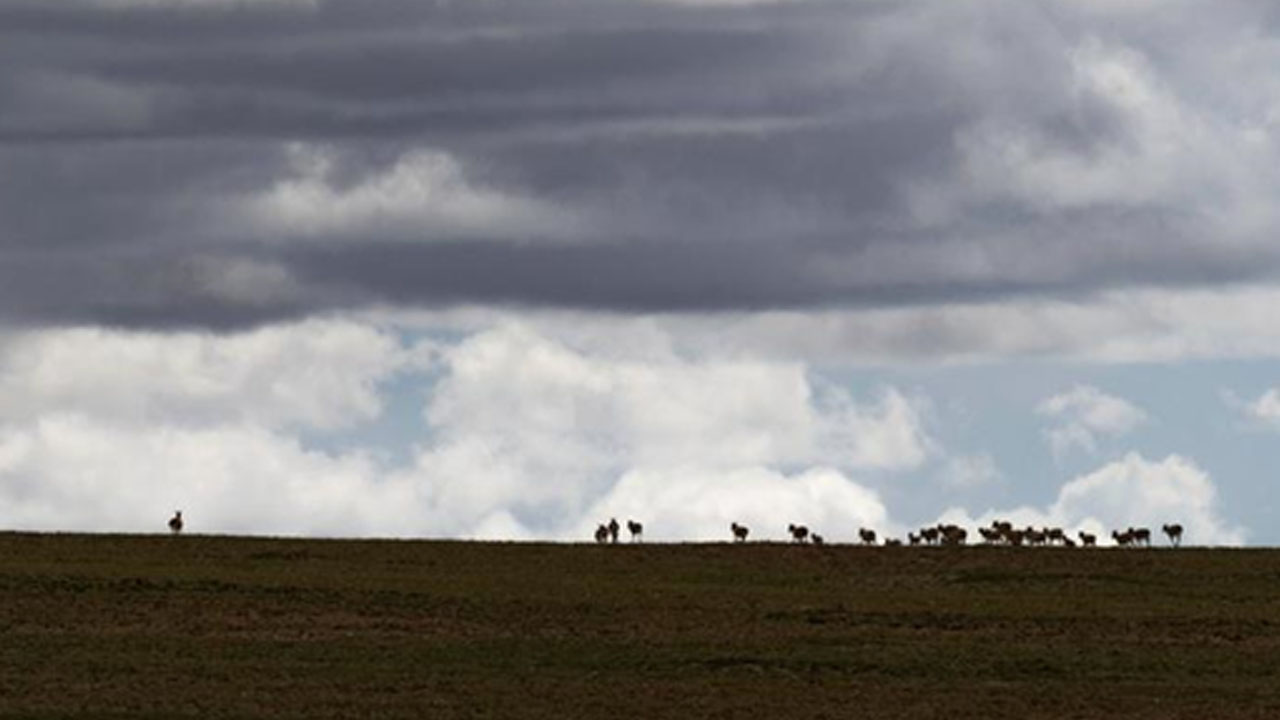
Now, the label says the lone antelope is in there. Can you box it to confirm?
[1078,531,1097,547]
[858,528,877,546]
[788,524,809,543]
[168,511,183,535]
[1130,527,1151,547]
[1162,523,1183,547]
[627,520,644,543]
[731,522,750,543]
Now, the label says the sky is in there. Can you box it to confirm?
[1,0,1278,544]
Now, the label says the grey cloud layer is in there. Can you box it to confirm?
[3,0,1279,327]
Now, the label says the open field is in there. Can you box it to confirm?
[2,533,1279,718]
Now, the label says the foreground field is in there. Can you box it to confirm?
[1,533,1279,719]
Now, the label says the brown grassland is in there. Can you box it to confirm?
[1,532,1279,718]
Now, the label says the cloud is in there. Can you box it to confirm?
[0,319,930,539]
[0,317,1253,546]
[579,466,891,543]
[247,144,578,242]
[938,452,1244,546]
[4,1,1280,331]
[423,324,931,471]
[0,319,409,431]
[0,416,415,536]
[943,39,1200,214]
[480,286,1280,366]
[1037,385,1146,458]
[400,323,932,536]
[1240,387,1280,429]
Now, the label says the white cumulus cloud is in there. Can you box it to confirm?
[0,319,932,540]
[0,320,408,431]
[423,323,932,473]
[401,323,933,538]
[937,452,1243,546]
[0,417,415,536]
[579,466,892,544]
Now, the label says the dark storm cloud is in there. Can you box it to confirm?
[2,0,1278,328]
[99,28,790,101]
[281,228,1280,315]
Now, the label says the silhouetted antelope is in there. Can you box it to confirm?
[168,511,183,535]
[858,528,877,545]
[1162,523,1183,547]
[607,518,620,544]
[627,520,643,543]
[788,524,809,543]
[938,524,967,546]
[731,522,750,543]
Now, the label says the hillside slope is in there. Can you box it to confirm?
[1,533,1277,718]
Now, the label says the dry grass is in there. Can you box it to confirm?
[2,533,1279,718]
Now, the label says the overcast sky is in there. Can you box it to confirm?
[2,0,1278,544]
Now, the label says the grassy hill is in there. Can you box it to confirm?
[1,532,1278,718]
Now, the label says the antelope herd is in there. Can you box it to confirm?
[161,509,1187,548]
[585,518,1191,547]
[784,521,1179,548]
